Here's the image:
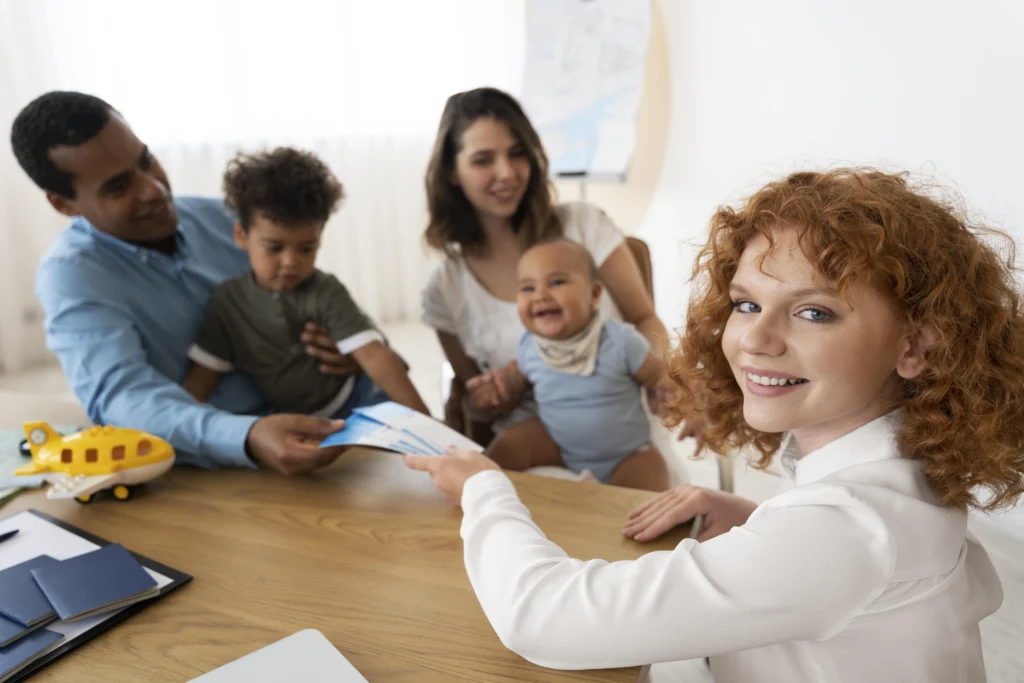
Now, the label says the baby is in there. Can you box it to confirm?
[470,238,670,491]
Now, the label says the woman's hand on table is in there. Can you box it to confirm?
[623,484,757,543]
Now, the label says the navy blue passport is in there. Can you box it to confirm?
[0,628,63,682]
[0,613,52,649]
[29,544,159,622]
[0,556,59,627]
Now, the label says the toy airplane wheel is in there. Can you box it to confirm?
[75,494,94,504]
[112,485,133,501]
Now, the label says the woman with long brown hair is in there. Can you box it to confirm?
[422,87,675,457]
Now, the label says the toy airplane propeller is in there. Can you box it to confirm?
[15,422,175,503]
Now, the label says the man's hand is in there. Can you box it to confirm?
[301,322,361,377]
[404,446,500,506]
[245,414,347,476]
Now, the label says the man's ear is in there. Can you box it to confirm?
[232,221,248,249]
[46,192,78,218]
[896,323,938,379]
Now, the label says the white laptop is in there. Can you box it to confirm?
[189,629,369,683]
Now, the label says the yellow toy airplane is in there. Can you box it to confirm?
[16,422,175,503]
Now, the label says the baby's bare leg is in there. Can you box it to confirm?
[607,445,670,492]
[486,418,563,471]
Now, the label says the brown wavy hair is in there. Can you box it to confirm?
[423,87,561,256]
[665,168,1024,511]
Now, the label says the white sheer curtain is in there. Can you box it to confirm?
[0,0,525,373]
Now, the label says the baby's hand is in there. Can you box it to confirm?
[677,415,707,454]
[466,373,501,410]
[647,378,680,418]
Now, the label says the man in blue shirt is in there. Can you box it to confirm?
[10,90,363,474]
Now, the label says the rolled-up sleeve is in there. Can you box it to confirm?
[36,258,257,469]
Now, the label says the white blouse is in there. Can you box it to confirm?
[459,413,1003,682]
[422,201,625,375]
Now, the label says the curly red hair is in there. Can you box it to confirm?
[665,168,1024,511]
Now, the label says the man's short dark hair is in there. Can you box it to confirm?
[10,91,114,198]
[223,147,345,230]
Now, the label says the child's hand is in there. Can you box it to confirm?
[301,322,361,377]
[465,364,526,419]
[466,373,502,410]
[404,446,500,506]
[645,376,706,453]
[493,363,527,402]
[647,378,681,418]
[677,414,707,454]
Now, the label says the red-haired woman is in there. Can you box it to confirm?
[409,168,1024,682]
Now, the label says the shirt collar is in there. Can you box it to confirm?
[779,410,902,485]
[74,215,187,256]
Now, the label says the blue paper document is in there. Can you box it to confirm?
[320,402,482,454]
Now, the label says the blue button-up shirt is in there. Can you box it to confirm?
[35,196,266,468]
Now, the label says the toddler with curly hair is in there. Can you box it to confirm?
[184,147,428,418]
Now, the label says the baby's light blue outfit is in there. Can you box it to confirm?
[517,319,652,482]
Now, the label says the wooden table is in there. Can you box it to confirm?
[2,449,689,682]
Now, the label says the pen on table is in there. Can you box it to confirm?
[0,529,19,544]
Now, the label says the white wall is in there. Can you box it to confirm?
[642,0,1024,329]
[643,0,1024,527]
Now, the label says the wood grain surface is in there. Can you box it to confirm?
[2,448,689,682]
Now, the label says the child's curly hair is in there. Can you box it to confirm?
[223,147,344,229]
[665,168,1024,511]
